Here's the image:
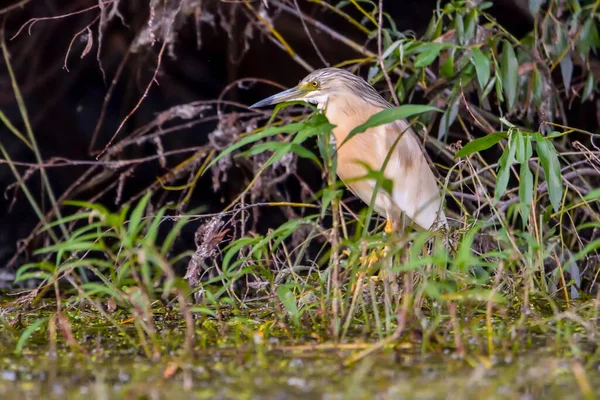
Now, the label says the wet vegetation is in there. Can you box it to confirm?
[1,0,600,398]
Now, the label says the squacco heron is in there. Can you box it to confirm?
[249,67,447,233]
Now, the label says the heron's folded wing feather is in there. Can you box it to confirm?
[385,121,446,230]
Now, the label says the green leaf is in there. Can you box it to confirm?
[495,135,517,202]
[128,191,152,237]
[536,135,563,213]
[145,208,167,246]
[583,188,600,201]
[559,54,574,92]
[241,141,287,159]
[321,188,342,216]
[414,44,443,68]
[464,9,477,44]
[289,144,322,167]
[276,285,300,327]
[15,261,56,283]
[396,77,406,102]
[494,65,504,103]
[501,40,519,110]
[441,50,455,78]
[15,317,49,355]
[454,132,507,158]
[577,17,597,56]
[515,131,527,164]
[292,115,335,145]
[424,15,440,41]
[160,215,190,256]
[519,163,533,226]
[382,39,403,60]
[34,241,104,255]
[438,98,458,140]
[206,123,304,171]
[471,47,491,89]
[481,75,496,100]
[582,73,595,102]
[524,133,533,160]
[343,105,441,147]
[189,307,217,317]
[222,237,257,272]
[455,14,465,45]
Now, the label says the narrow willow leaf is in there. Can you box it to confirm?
[577,17,594,56]
[455,14,465,45]
[559,54,574,92]
[454,132,507,158]
[289,144,322,167]
[464,9,477,44]
[344,105,441,147]
[583,188,600,201]
[524,134,533,160]
[367,65,379,81]
[241,141,288,157]
[501,40,519,110]
[292,115,335,144]
[414,44,443,68]
[438,99,458,140]
[515,131,527,164]
[471,47,490,89]
[206,123,304,170]
[499,117,515,128]
[494,60,504,102]
[495,136,517,202]
[396,77,406,102]
[481,75,496,100]
[519,163,533,226]
[382,39,403,59]
[536,135,563,213]
[582,73,595,102]
[424,15,439,41]
[441,49,455,78]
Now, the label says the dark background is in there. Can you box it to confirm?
[0,0,543,285]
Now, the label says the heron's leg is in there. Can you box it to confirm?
[380,211,401,302]
[384,218,394,235]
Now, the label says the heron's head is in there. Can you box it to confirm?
[249,67,390,111]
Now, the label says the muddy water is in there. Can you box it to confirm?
[0,339,597,399]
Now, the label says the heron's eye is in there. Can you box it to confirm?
[311,81,319,89]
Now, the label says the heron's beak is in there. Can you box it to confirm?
[248,86,308,109]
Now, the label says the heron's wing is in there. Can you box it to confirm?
[384,121,446,230]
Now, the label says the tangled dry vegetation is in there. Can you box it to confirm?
[0,0,599,362]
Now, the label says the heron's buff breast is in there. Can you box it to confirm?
[323,95,444,229]
[324,97,402,218]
